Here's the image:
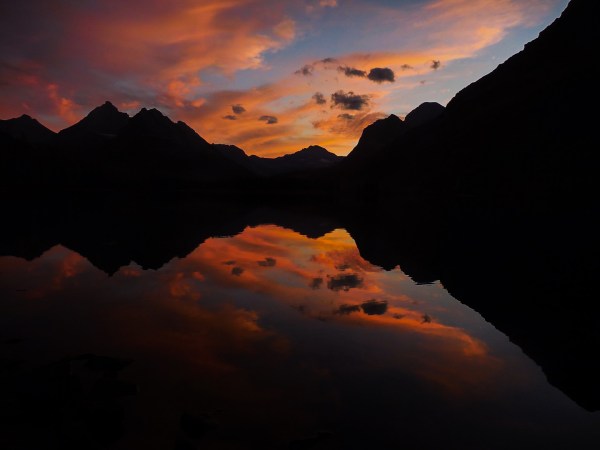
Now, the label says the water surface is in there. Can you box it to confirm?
[1,224,598,449]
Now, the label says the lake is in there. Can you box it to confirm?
[1,217,599,449]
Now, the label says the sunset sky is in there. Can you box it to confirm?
[0,0,568,156]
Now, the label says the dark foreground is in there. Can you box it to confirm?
[1,193,598,449]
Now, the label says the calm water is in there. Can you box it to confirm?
[1,224,598,449]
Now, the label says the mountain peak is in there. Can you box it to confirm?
[294,145,331,157]
[404,102,445,128]
[136,107,166,118]
[123,108,211,150]
[58,101,129,140]
[0,114,55,144]
[96,100,117,110]
[343,114,407,164]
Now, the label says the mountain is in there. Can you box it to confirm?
[344,0,598,206]
[212,144,249,166]
[404,102,445,129]
[57,101,129,145]
[118,107,212,152]
[0,114,55,144]
[341,103,445,169]
[342,114,406,166]
[95,107,252,187]
[0,103,254,189]
[214,143,343,176]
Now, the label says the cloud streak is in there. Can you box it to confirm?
[0,0,564,155]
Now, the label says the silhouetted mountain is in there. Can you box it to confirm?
[116,107,213,154]
[0,104,254,189]
[404,102,445,128]
[57,101,129,145]
[343,0,598,207]
[214,143,343,176]
[98,108,252,187]
[0,114,55,144]
[212,144,249,166]
[342,114,406,166]
[253,145,343,175]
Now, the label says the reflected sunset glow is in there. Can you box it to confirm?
[0,223,597,448]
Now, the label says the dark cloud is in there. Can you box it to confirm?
[313,92,327,105]
[310,277,324,289]
[338,113,355,120]
[232,104,246,114]
[431,60,441,70]
[337,66,367,78]
[223,260,236,265]
[421,314,432,324]
[223,115,237,120]
[327,273,364,291]
[401,64,414,70]
[295,64,314,76]
[360,299,388,315]
[367,67,395,83]
[259,115,278,124]
[231,266,244,276]
[257,257,276,267]
[335,304,361,315]
[320,57,337,64]
[330,91,370,111]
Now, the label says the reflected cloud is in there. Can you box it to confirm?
[327,273,364,291]
[231,266,244,276]
[335,304,361,315]
[0,224,500,405]
[310,277,324,289]
[257,257,277,267]
[360,299,388,315]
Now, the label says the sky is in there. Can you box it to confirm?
[0,0,569,156]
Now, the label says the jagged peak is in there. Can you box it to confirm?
[88,100,127,116]
[135,107,169,120]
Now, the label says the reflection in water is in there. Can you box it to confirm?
[1,225,599,449]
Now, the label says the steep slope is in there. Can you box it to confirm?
[102,108,252,187]
[56,101,129,146]
[404,102,445,129]
[342,114,406,167]
[350,0,598,205]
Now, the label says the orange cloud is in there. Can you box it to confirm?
[0,0,564,155]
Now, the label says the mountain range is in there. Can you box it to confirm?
[1,0,597,205]
[336,0,598,209]
[0,101,355,187]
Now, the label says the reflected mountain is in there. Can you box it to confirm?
[1,193,598,412]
